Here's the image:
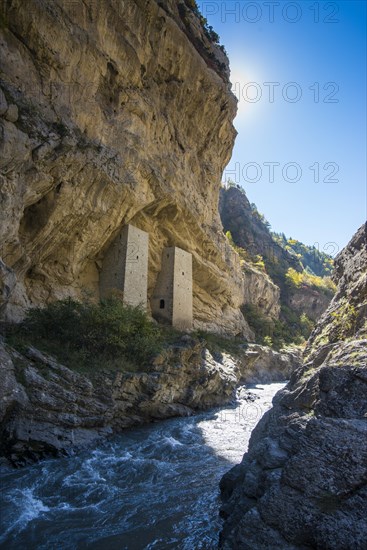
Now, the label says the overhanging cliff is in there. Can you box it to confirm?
[0,0,251,337]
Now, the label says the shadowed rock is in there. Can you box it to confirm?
[219,223,367,549]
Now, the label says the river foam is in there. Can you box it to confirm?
[0,383,285,549]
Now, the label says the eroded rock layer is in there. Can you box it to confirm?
[219,223,367,549]
[0,0,251,336]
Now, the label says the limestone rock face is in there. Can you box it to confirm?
[288,285,331,322]
[219,223,367,549]
[0,0,251,337]
[0,342,28,424]
[242,265,280,319]
[239,344,301,384]
[0,339,300,466]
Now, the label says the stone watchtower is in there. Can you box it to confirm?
[151,246,193,330]
[99,224,149,308]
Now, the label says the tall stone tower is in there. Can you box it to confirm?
[151,246,193,330]
[99,224,149,308]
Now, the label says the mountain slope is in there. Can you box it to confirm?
[220,186,333,345]
[272,233,334,277]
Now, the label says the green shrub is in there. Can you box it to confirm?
[272,232,335,277]
[243,303,315,350]
[300,313,316,338]
[186,0,199,10]
[12,297,163,372]
[242,304,274,342]
[253,255,266,272]
[226,231,266,272]
[263,335,273,347]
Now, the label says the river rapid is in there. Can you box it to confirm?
[0,382,285,550]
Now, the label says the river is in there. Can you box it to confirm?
[0,382,285,550]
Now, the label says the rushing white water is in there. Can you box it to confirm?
[0,383,285,550]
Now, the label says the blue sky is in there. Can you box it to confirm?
[202,0,366,253]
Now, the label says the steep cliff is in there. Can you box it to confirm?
[0,0,251,336]
[219,222,367,549]
[287,285,331,323]
[242,264,280,320]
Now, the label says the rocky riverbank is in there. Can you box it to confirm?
[0,337,301,467]
[219,222,367,549]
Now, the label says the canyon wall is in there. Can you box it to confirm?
[0,0,251,336]
[219,222,367,549]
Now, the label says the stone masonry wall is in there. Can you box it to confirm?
[99,224,149,308]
